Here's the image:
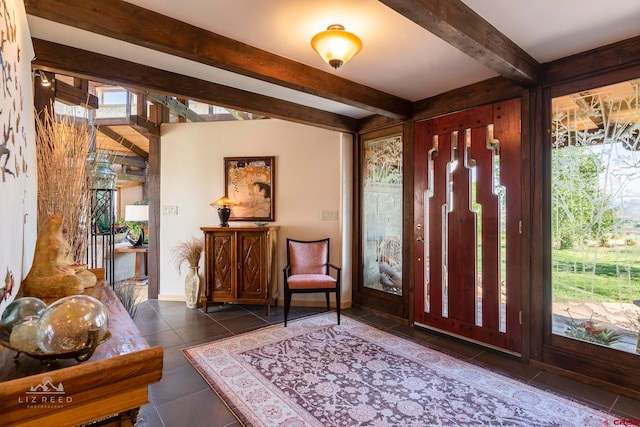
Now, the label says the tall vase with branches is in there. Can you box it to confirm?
[35,104,95,261]
[172,238,204,308]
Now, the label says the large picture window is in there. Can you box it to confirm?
[551,79,640,355]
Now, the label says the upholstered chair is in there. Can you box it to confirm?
[283,238,341,327]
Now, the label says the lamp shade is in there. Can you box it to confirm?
[124,205,148,247]
[124,205,149,222]
[211,197,236,208]
[311,24,362,69]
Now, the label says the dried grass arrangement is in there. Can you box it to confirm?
[114,280,142,319]
[35,105,96,261]
[172,238,204,273]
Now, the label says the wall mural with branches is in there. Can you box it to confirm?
[0,0,37,312]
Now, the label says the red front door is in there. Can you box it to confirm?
[414,99,522,353]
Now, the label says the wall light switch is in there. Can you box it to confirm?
[321,210,338,220]
[163,205,178,215]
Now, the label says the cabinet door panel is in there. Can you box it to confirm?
[237,232,266,299]
[206,232,235,298]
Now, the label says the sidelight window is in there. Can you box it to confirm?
[362,134,403,296]
[551,79,640,355]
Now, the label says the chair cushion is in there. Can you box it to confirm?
[289,240,328,275]
[287,274,336,290]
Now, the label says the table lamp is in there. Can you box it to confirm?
[211,197,236,227]
[125,204,149,247]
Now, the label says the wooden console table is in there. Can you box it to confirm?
[0,278,163,426]
[115,246,148,285]
[201,226,279,314]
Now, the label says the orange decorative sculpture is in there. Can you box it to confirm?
[22,215,96,298]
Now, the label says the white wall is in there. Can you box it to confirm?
[160,119,352,307]
[118,184,144,218]
[0,0,37,315]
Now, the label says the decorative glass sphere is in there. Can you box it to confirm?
[9,316,40,353]
[36,295,109,354]
[1,297,47,333]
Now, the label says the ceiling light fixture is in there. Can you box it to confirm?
[311,24,362,69]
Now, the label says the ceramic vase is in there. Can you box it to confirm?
[185,266,200,309]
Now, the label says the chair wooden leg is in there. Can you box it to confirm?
[284,290,291,327]
[325,292,330,312]
[336,287,341,325]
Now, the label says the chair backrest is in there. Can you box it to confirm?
[287,238,329,275]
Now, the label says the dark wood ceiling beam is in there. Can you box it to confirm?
[32,39,357,133]
[378,0,541,85]
[129,115,160,138]
[358,77,524,133]
[543,35,640,85]
[97,126,148,159]
[110,154,147,170]
[413,76,524,121]
[25,0,411,119]
[357,115,404,134]
[53,77,99,109]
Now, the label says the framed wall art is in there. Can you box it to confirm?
[224,156,275,222]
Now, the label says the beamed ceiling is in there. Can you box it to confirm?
[25,0,640,160]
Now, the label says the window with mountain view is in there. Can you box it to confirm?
[551,79,640,355]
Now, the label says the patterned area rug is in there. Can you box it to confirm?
[183,313,610,427]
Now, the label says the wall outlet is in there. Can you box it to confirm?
[321,210,338,220]
[163,205,178,215]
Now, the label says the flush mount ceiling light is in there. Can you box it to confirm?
[311,24,362,69]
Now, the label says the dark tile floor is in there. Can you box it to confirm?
[133,301,640,427]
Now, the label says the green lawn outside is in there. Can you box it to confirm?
[552,246,640,303]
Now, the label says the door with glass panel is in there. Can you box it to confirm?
[414,99,522,352]
[551,79,640,357]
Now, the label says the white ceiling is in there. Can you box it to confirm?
[26,0,640,119]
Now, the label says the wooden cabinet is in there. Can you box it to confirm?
[201,226,279,314]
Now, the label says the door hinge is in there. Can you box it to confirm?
[519,220,522,235]
[519,310,522,325]
[519,120,522,134]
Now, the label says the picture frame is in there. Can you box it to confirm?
[224,156,275,222]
